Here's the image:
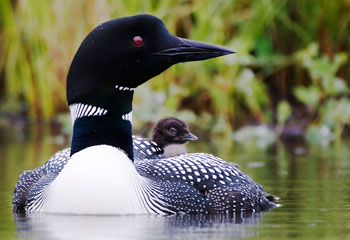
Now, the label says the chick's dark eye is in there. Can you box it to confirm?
[169,127,177,134]
[133,36,144,46]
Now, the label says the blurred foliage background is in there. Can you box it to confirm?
[0,0,349,145]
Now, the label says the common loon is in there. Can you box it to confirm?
[133,117,197,161]
[13,14,276,214]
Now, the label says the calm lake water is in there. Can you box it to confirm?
[0,125,349,240]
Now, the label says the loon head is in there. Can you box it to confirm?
[67,14,234,105]
[67,14,234,158]
[152,117,197,149]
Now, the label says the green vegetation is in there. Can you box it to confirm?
[0,0,349,143]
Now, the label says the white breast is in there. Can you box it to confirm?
[163,144,187,157]
[41,145,149,214]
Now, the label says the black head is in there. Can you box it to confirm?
[152,117,198,148]
[67,14,234,158]
[66,14,234,106]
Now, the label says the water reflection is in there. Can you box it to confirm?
[14,211,267,240]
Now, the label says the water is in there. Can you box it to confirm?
[0,125,349,240]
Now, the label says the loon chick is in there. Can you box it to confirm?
[152,117,197,157]
[133,117,197,161]
[152,117,197,148]
[132,118,244,169]
[13,14,275,214]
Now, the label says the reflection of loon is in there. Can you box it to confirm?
[133,117,198,161]
[14,212,263,240]
[13,14,275,214]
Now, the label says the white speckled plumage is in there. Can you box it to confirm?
[15,137,275,214]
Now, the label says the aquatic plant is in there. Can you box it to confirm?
[0,0,349,142]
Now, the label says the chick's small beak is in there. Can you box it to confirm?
[181,133,198,141]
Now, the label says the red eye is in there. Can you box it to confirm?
[133,36,144,46]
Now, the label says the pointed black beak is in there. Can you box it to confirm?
[181,133,198,142]
[153,37,235,62]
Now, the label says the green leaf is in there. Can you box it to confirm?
[294,86,321,108]
[277,101,292,125]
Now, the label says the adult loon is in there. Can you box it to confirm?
[133,117,197,161]
[13,14,275,214]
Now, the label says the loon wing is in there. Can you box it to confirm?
[13,148,71,211]
[132,136,165,163]
[13,166,44,210]
[135,153,275,213]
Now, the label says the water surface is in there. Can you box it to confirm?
[0,126,349,240]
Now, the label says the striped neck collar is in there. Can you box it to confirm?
[69,102,134,160]
[69,103,132,126]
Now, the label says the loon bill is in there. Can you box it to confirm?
[13,14,276,214]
